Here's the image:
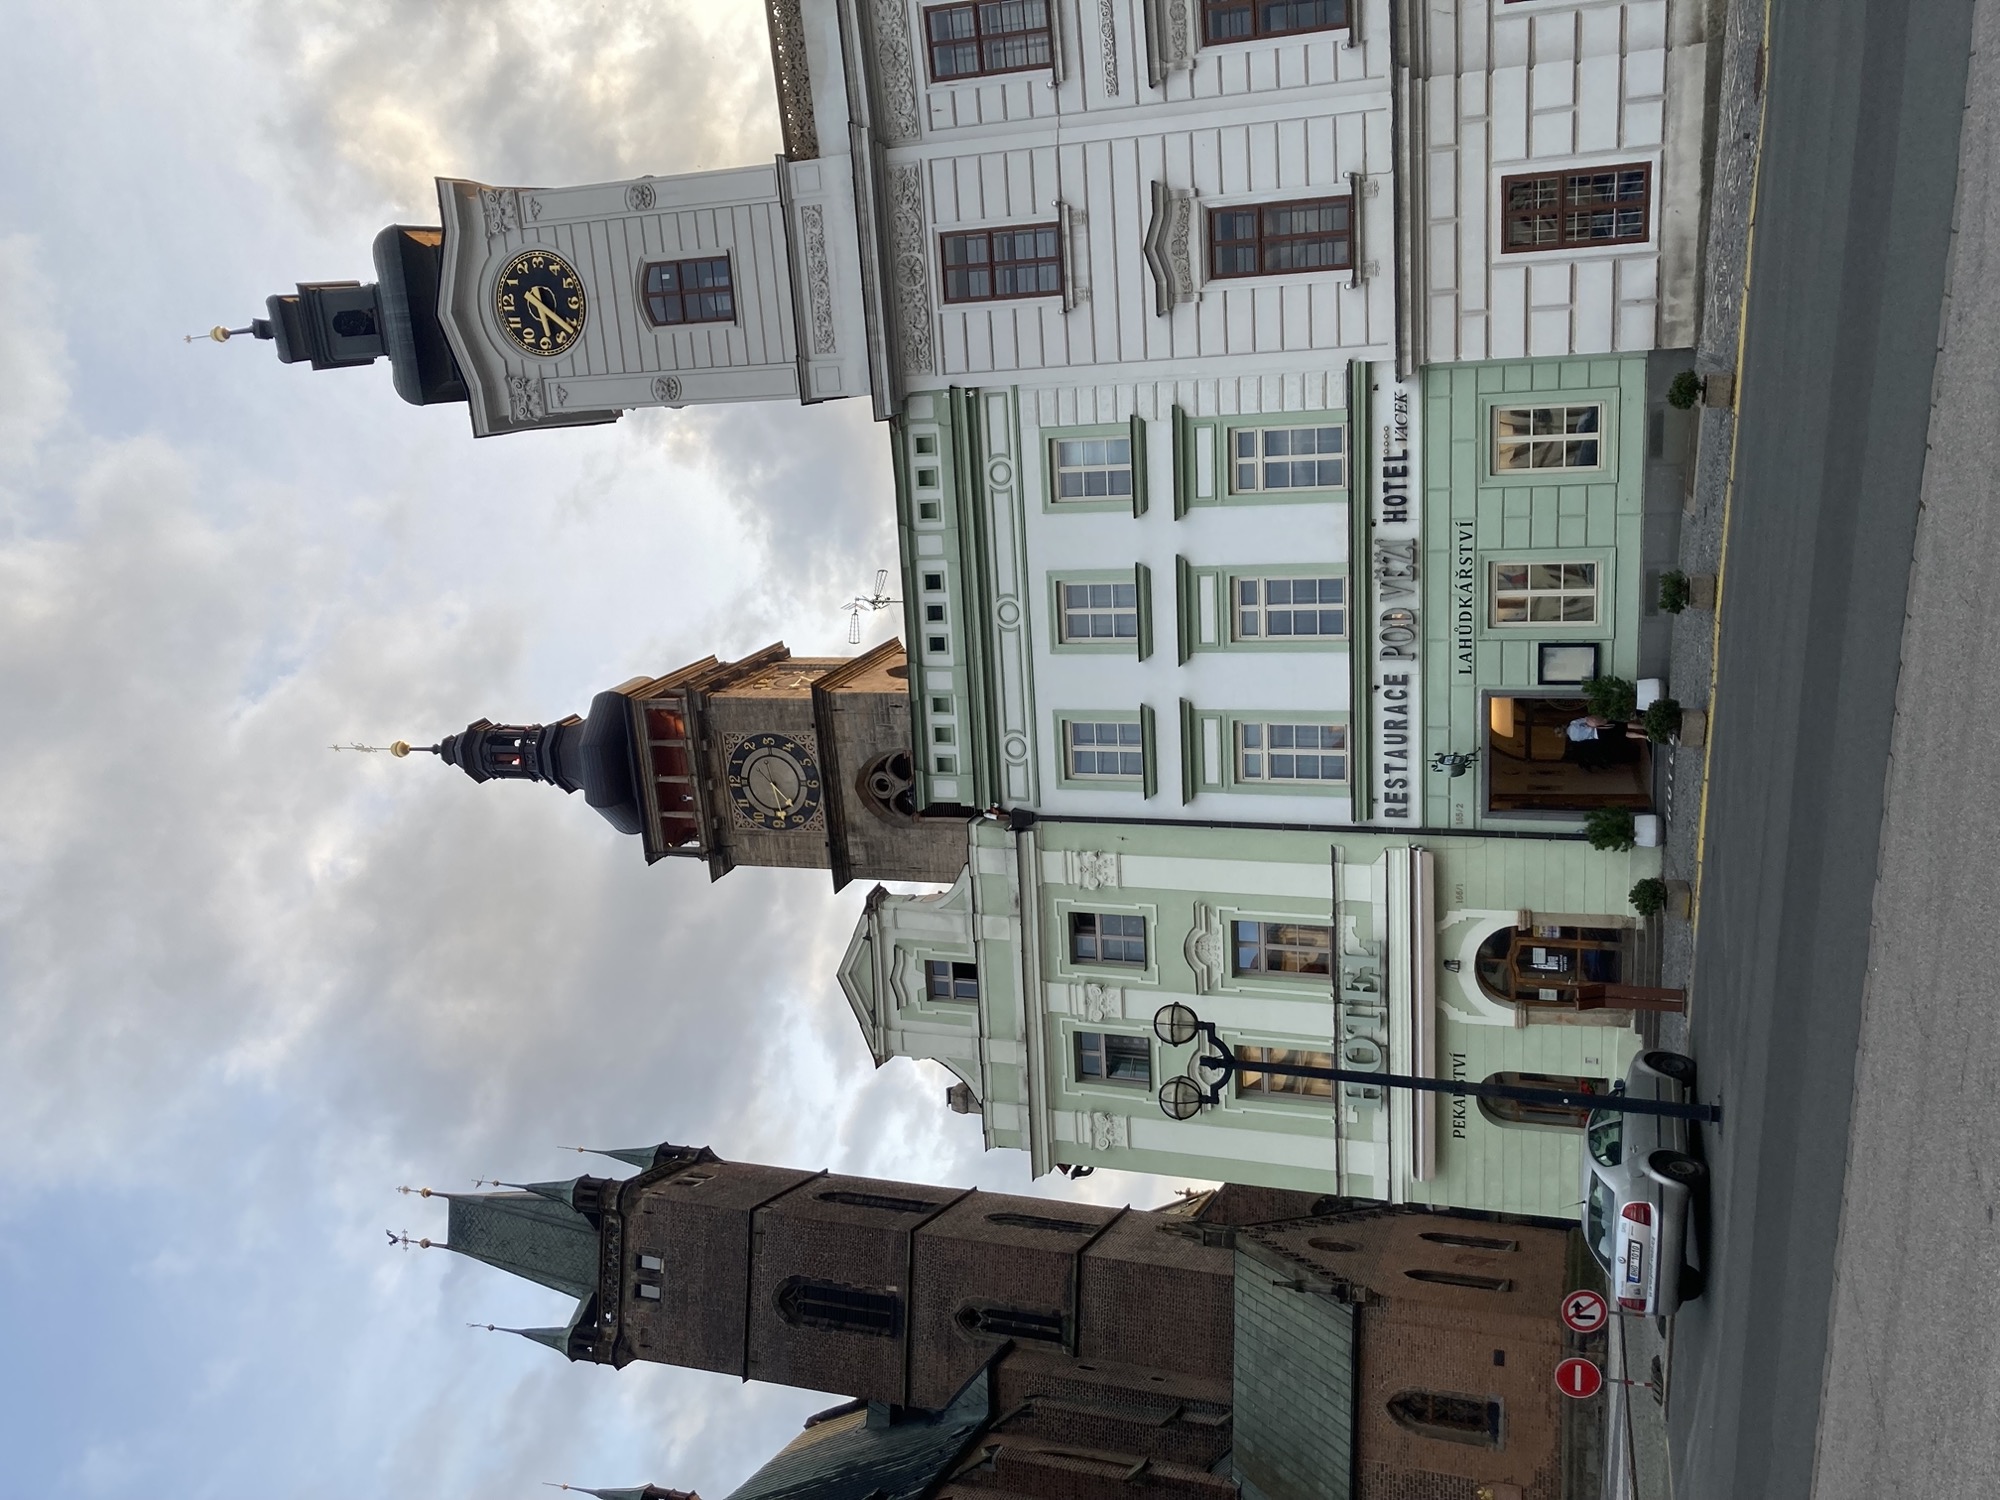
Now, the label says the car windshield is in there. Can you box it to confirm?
[1584,1174,1618,1268]
[1587,1109,1623,1167]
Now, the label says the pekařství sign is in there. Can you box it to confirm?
[1370,362,1423,822]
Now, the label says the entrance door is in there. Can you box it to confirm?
[1486,694,1652,812]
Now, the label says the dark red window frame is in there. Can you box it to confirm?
[1499,163,1654,253]
[1202,0,1349,42]
[939,224,1063,303]
[1208,197,1354,279]
[924,1,1055,81]
[640,256,735,326]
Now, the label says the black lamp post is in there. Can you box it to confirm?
[1151,1004,1721,1124]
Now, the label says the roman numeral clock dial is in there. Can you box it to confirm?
[726,734,823,831]
[494,248,586,357]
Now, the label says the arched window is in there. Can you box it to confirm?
[1477,1071,1607,1130]
[817,1190,940,1215]
[1418,1231,1518,1252]
[956,1304,1066,1342]
[1474,924,1625,1005]
[774,1277,902,1336]
[1386,1390,1502,1446]
[986,1211,1094,1235]
[1405,1268,1513,1292]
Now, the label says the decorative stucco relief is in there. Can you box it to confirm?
[1184,902,1223,994]
[1089,1111,1128,1151]
[652,375,683,403]
[800,204,837,355]
[1080,981,1121,1022]
[506,374,544,422]
[1142,181,1198,316]
[1072,849,1120,890]
[479,187,520,238]
[765,0,820,159]
[626,181,657,211]
[1098,0,1120,94]
[887,163,936,376]
[871,0,924,142]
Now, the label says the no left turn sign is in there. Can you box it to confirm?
[1555,1356,1604,1400]
[1561,1288,1610,1334]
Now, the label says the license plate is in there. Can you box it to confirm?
[1623,1241,1644,1284]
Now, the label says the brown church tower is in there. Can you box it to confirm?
[399,639,964,889]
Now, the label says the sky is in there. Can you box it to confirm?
[0,6,1179,1496]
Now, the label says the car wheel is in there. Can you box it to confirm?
[1643,1049,1698,1084]
[1650,1149,1706,1184]
[1679,1264,1707,1301]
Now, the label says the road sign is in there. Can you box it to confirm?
[1560,1288,1610,1334]
[1555,1356,1604,1400]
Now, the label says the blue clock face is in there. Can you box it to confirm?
[726,733,823,831]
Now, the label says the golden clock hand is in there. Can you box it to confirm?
[524,285,578,337]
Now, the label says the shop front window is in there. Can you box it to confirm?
[1474,926,1626,1007]
[1478,1070,1609,1129]
[1486,694,1652,812]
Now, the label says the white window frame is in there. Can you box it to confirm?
[1052,435,1135,502]
[1492,402,1607,474]
[1233,575,1347,640]
[1235,722,1348,783]
[1488,561,1601,628]
[1230,423,1347,493]
[1074,1029,1152,1086]
[1066,720,1146,779]
[1059,580,1141,644]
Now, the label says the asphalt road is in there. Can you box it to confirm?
[1661,1,1981,1497]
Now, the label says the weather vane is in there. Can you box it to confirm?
[844,568,900,643]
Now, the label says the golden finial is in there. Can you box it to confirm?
[185,325,254,345]
[397,1184,437,1198]
[391,740,412,757]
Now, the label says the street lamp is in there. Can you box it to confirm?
[1151,1003,1721,1124]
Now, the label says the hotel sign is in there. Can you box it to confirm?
[1371,365,1422,822]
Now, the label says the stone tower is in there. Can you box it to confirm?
[401,640,964,889]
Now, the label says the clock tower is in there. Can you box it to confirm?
[403,639,964,889]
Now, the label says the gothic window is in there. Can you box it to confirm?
[1075,1030,1151,1087]
[1237,1045,1334,1098]
[331,308,377,337]
[1209,199,1353,279]
[641,256,735,326]
[926,960,980,1001]
[1203,0,1348,42]
[859,750,918,820]
[774,1277,903,1337]
[940,225,1063,302]
[986,1211,1095,1234]
[1500,163,1652,252]
[924,1,1054,80]
[1479,1070,1608,1130]
[1387,1391,1503,1446]
[1419,1231,1519,1252]
[956,1303,1066,1342]
[1232,920,1333,976]
[1405,1268,1514,1292]
[1070,912,1147,965]
[817,1189,942,1215]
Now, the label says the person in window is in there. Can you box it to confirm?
[1565,712,1640,769]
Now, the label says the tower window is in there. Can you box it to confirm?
[925,1,1054,81]
[635,1282,662,1301]
[1405,1268,1514,1292]
[331,308,378,338]
[817,1189,942,1214]
[940,225,1063,302]
[1419,1231,1519,1252]
[986,1210,1095,1234]
[955,1303,1066,1342]
[641,256,735,326]
[1387,1390,1503,1447]
[926,960,980,1001]
[774,1276,903,1337]
[636,1253,665,1272]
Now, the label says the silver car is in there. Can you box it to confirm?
[1580,1050,1707,1317]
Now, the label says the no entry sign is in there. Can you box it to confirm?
[1555,1356,1604,1399]
[1561,1289,1610,1334]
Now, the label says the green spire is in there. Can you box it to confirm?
[564,1143,678,1171]
[440,1189,598,1299]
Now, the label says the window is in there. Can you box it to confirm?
[1052,437,1133,501]
[956,1303,1066,1341]
[635,1282,662,1301]
[1309,1237,1359,1253]
[1070,913,1147,966]
[1405,1268,1514,1292]
[1501,163,1653,252]
[641,257,735,326]
[925,0,1054,80]
[1066,721,1144,779]
[1231,425,1346,491]
[1236,724,1347,784]
[1203,0,1347,40]
[926,959,980,1001]
[1479,1070,1609,1130]
[1489,561,1600,626]
[923,572,945,592]
[941,225,1062,302]
[636,1253,665,1272]
[1075,1030,1151,1085]
[1059,581,1139,644]
[1475,926,1624,1004]
[1236,576,1345,639]
[1492,403,1605,472]
[818,1189,941,1214]
[774,1277,903,1336]
[1420,1231,1519,1252]
[1387,1391,1504,1447]
[1238,1044,1334,1097]
[1210,198,1352,278]
[987,1211,1095,1234]
[1233,921,1333,976]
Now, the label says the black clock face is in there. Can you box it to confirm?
[494,248,587,357]
[726,733,823,831]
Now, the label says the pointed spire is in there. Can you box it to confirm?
[471,1322,574,1355]
[562,1143,680,1172]
[543,1485,688,1500]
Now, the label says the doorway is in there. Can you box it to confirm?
[1485,694,1652,812]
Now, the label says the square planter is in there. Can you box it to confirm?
[1678,708,1708,748]
[1634,814,1663,848]
[1703,372,1736,407]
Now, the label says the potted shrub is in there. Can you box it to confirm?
[1583,675,1638,723]
[1585,807,1637,852]
[1630,877,1668,917]
[1658,570,1692,613]
[1641,698,1683,743]
[1667,370,1704,409]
